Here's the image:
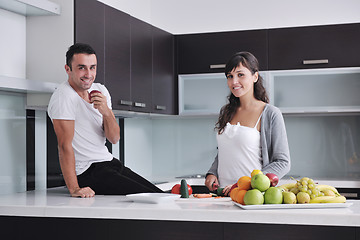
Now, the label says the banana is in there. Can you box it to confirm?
[317,184,340,196]
[310,195,346,204]
[310,196,335,203]
[324,195,347,203]
[279,183,296,191]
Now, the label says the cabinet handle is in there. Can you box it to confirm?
[210,64,226,69]
[303,59,329,65]
[134,102,146,108]
[119,100,132,106]
[156,105,166,110]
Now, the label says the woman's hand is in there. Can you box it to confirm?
[223,184,235,196]
[205,174,219,191]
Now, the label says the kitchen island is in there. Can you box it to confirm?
[0,184,359,240]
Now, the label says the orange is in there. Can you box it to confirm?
[235,189,247,205]
[237,176,252,190]
[230,187,240,202]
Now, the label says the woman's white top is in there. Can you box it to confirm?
[217,113,263,187]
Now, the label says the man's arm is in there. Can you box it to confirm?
[52,119,95,198]
[91,92,120,144]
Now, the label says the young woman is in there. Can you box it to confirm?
[205,52,291,195]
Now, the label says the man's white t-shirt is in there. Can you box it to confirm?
[47,81,114,175]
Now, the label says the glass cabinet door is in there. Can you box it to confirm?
[269,67,360,114]
[179,73,229,115]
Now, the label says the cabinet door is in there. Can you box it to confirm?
[74,0,105,84]
[177,29,268,74]
[152,27,176,115]
[130,17,153,113]
[268,23,360,70]
[104,5,131,111]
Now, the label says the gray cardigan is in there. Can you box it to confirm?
[207,104,291,179]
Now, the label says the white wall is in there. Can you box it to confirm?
[100,0,360,34]
[26,0,74,84]
[0,9,26,78]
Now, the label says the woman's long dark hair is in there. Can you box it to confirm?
[215,52,269,134]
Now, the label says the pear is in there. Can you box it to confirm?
[283,191,297,204]
[290,187,300,195]
[297,192,310,204]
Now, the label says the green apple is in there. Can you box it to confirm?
[264,187,283,204]
[243,189,264,205]
[251,174,270,192]
[283,191,297,204]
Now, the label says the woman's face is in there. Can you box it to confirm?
[226,63,258,98]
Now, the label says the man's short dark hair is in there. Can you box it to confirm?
[66,43,96,70]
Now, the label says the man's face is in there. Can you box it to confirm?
[66,53,97,92]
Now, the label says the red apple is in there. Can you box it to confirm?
[229,183,238,192]
[89,90,101,101]
[266,173,279,187]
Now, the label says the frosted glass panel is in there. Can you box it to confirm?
[0,91,26,194]
[284,115,360,180]
[274,71,360,110]
[179,73,229,114]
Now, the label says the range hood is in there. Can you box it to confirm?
[0,0,60,16]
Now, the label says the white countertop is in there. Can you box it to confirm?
[0,186,359,227]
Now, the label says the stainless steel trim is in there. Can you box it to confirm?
[303,59,329,65]
[134,102,146,108]
[210,64,226,69]
[156,105,166,110]
[340,192,358,198]
[119,100,132,106]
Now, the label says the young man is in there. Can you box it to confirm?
[48,43,162,197]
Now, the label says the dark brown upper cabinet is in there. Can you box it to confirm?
[152,27,176,115]
[176,29,268,74]
[268,23,360,70]
[104,5,131,111]
[130,17,153,113]
[74,0,105,84]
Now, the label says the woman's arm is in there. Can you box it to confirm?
[261,107,291,178]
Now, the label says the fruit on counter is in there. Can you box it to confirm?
[89,90,101,101]
[237,176,252,190]
[171,181,192,196]
[171,183,193,195]
[230,187,240,201]
[266,173,279,187]
[310,195,346,204]
[316,184,340,196]
[251,173,270,192]
[243,189,264,205]
[229,183,238,192]
[278,183,296,192]
[296,192,311,204]
[264,187,283,204]
[283,191,297,204]
[251,169,263,178]
[234,189,247,205]
[180,179,190,198]
[322,189,336,197]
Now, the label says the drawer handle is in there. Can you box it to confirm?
[134,102,146,108]
[119,100,132,106]
[303,59,329,65]
[156,105,166,110]
[210,64,226,69]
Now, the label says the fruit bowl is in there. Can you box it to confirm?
[232,201,353,210]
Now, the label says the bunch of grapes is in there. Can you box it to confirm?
[293,177,325,199]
